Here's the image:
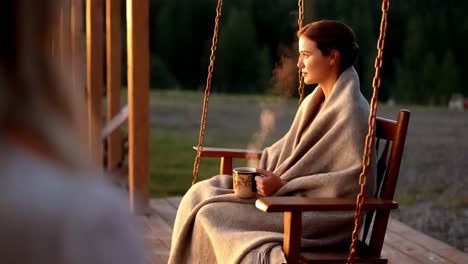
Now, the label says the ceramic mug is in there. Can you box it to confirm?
[232,167,259,198]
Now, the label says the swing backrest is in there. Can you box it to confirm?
[361,109,410,256]
[297,110,410,263]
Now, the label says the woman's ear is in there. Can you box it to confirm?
[330,50,340,66]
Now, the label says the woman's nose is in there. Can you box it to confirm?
[297,58,303,68]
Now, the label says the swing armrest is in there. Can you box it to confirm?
[256,197,398,264]
[255,197,398,212]
[193,146,263,160]
[192,146,262,175]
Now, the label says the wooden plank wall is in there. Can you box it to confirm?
[126,0,150,212]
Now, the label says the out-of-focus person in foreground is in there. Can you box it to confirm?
[0,1,144,263]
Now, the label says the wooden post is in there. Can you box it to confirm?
[106,0,123,171]
[60,0,71,65]
[71,0,87,143]
[86,0,104,164]
[71,0,86,94]
[220,157,232,175]
[126,0,149,212]
[283,212,302,263]
[71,0,86,90]
[50,1,62,59]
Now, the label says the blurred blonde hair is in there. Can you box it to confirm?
[0,0,90,169]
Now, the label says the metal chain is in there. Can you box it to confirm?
[192,0,390,261]
[192,0,223,185]
[347,0,390,263]
[297,0,305,104]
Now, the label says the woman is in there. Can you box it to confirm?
[169,20,376,264]
[0,1,143,263]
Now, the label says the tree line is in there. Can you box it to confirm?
[147,0,467,105]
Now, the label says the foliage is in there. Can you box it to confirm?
[147,0,468,105]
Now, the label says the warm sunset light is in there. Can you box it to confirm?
[5,0,465,263]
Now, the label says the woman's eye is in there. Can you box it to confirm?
[299,54,309,60]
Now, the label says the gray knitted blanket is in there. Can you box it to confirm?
[168,67,376,264]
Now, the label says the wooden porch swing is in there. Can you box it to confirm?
[191,0,411,263]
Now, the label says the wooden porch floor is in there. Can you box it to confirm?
[143,197,468,264]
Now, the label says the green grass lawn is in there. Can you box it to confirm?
[149,90,269,197]
[150,127,251,196]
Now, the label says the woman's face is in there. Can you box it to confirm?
[297,36,334,85]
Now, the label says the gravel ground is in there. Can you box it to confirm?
[384,108,468,253]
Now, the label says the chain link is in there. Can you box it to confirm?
[192,0,223,185]
[347,0,390,263]
[297,0,305,104]
[298,68,305,104]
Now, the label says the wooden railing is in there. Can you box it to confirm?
[56,0,149,213]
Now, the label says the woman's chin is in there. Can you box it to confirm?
[303,78,313,85]
[303,76,320,85]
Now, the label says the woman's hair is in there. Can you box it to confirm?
[0,0,89,168]
[297,20,359,73]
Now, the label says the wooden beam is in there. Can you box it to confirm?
[102,105,128,140]
[127,0,150,212]
[86,0,104,164]
[106,0,123,171]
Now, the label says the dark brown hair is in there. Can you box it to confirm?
[297,20,359,73]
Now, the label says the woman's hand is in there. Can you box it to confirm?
[254,168,286,196]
